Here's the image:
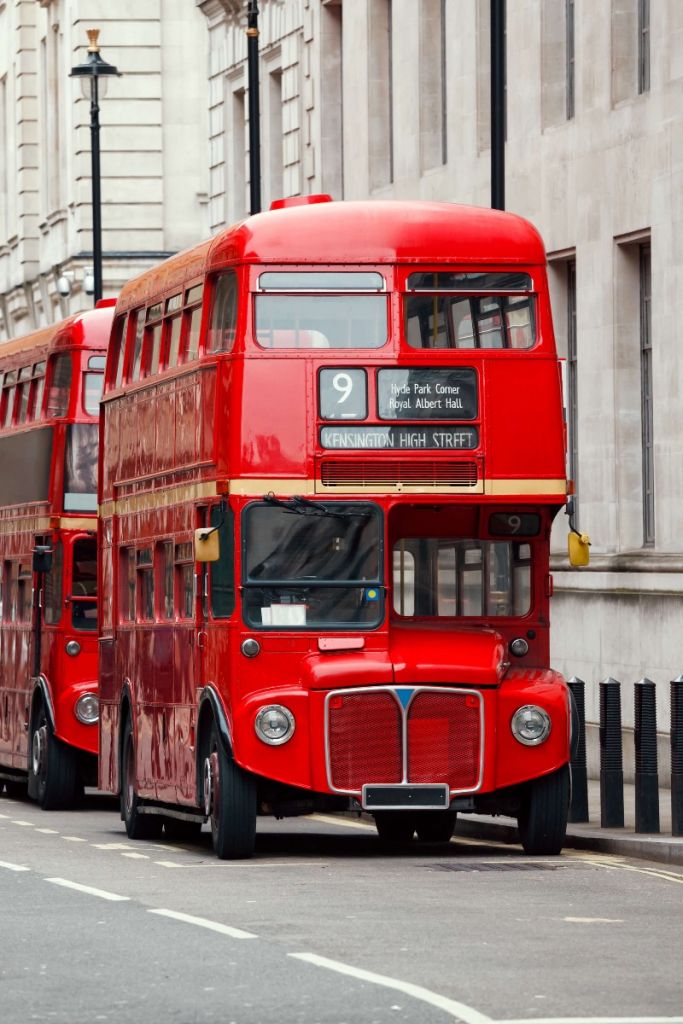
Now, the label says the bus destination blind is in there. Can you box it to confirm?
[320,425,478,450]
[377,368,477,420]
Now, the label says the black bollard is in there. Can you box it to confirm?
[599,677,624,828]
[634,678,660,834]
[672,675,683,837]
[567,677,589,823]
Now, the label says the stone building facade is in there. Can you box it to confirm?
[0,0,208,336]
[1,0,682,760]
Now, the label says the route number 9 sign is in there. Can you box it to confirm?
[319,369,368,420]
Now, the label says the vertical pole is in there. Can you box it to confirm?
[490,0,505,210]
[671,675,683,836]
[247,0,262,215]
[599,676,624,828]
[90,73,102,304]
[634,678,660,833]
[567,677,589,822]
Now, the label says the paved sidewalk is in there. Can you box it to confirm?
[456,779,683,865]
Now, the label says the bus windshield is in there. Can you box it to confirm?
[243,502,383,628]
[64,423,98,511]
[393,538,531,617]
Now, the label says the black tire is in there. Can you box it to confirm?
[517,764,570,856]
[120,716,163,840]
[374,812,416,843]
[163,817,203,841]
[204,722,256,860]
[415,811,457,844]
[29,705,79,810]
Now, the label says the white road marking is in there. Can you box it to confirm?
[92,842,136,850]
[121,852,149,860]
[289,952,493,1024]
[148,908,257,939]
[62,836,87,843]
[11,820,34,827]
[309,813,376,832]
[45,878,130,902]
[35,828,59,834]
[563,917,624,924]
[503,1018,683,1023]
[0,812,9,818]
[0,860,30,872]
[154,860,185,868]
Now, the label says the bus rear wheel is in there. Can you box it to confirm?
[29,705,79,810]
[415,811,457,844]
[374,812,416,843]
[204,722,256,860]
[517,764,569,856]
[120,716,163,840]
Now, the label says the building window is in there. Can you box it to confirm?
[420,0,447,171]
[638,0,650,93]
[368,0,393,189]
[640,244,653,546]
[566,0,575,119]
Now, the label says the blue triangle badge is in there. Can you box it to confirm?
[395,688,414,710]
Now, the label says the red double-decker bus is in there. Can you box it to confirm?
[0,303,113,807]
[99,198,575,857]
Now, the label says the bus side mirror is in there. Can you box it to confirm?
[33,546,53,573]
[194,528,220,563]
[568,532,591,567]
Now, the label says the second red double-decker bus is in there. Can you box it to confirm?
[99,197,575,857]
[0,303,113,807]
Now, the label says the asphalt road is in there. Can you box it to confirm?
[1,791,682,1024]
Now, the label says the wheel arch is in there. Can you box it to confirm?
[196,685,233,801]
[30,675,55,733]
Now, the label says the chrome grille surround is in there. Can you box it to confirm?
[324,685,484,796]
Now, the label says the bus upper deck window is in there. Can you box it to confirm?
[208,272,238,353]
[405,271,536,350]
[83,356,105,415]
[2,371,17,427]
[46,353,72,417]
[130,311,144,381]
[255,271,387,350]
[31,362,46,419]
[17,367,32,422]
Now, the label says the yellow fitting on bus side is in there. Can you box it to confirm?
[568,531,591,567]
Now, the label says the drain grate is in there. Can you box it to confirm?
[428,861,559,872]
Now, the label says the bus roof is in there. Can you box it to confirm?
[115,201,548,313]
[0,304,114,370]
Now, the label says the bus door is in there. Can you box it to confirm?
[195,501,235,735]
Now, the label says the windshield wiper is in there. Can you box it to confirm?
[262,493,369,519]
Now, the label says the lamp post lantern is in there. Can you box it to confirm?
[70,29,121,305]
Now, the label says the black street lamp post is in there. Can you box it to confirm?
[246,0,262,215]
[70,29,121,305]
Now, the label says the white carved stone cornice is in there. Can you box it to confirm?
[197,0,243,24]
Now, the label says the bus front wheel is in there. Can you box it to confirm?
[120,716,162,840]
[517,764,569,856]
[204,722,256,860]
[29,704,79,810]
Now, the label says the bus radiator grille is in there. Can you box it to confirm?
[407,691,481,791]
[319,460,479,487]
[327,689,482,793]
[328,692,403,791]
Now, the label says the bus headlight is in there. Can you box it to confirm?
[254,705,295,746]
[75,693,99,725]
[511,705,551,746]
[65,640,81,657]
